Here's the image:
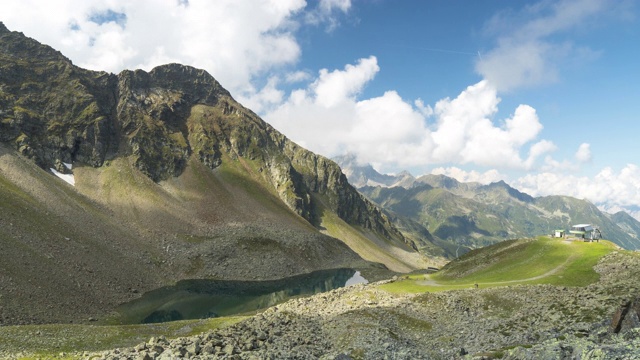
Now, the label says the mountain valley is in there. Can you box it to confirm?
[1,21,640,360]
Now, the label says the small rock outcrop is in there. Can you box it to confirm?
[609,297,640,334]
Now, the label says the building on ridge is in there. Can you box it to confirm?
[569,224,602,241]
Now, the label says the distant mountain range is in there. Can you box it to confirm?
[335,155,640,250]
[334,154,416,188]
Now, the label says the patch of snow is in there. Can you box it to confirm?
[63,162,72,170]
[50,168,75,186]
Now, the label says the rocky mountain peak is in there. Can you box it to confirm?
[481,180,534,203]
[0,23,406,246]
[416,174,465,190]
[0,22,70,65]
[121,63,231,104]
[333,155,416,188]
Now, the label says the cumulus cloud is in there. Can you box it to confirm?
[575,143,592,163]
[0,0,328,97]
[236,76,284,115]
[431,82,552,169]
[318,0,351,13]
[305,0,351,31]
[265,59,554,173]
[525,140,558,169]
[285,70,312,83]
[313,56,379,107]
[514,164,640,219]
[476,0,609,91]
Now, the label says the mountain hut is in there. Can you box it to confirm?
[569,224,601,241]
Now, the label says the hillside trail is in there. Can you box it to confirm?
[418,252,577,287]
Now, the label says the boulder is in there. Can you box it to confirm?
[610,297,640,334]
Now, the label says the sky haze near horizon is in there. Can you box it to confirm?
[1,0,639,218]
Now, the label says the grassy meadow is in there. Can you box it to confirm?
[380,236,618,293]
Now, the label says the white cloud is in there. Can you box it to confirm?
[266,61,553,173]
[430,167,505,185]
[305,0,351,31]
[476,41,560,92]
[319,0,351,13]
[0,0,313,98]
[236,76,284,114]
[575,143,592,163]
[476,0,609,91]
[414,99,433,117]
[430,81,552,169]
[514,164,640,215]
[313,56,379,107]
[348,90,433,167]
[525,140,558,169]
[285,70,312,83]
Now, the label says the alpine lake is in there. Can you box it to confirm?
[112,268,368,324]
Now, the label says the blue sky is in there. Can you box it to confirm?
[1,0,639,218]
[287,0,639,173]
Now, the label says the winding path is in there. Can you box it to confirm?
[417,253,577,287]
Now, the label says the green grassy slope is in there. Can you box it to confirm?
[0,145,166,325]
[381,237,618,293]
[76,152,375,278]
[316,197,429,272]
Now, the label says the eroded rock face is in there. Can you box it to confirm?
[0,26,119,172]
[0,22,401,239]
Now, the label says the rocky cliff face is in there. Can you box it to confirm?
[0,23,401,241]
[0,24,118,172]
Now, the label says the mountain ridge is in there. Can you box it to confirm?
[336,157,640,250]
[0,22,429,325]
[0,22,412,245]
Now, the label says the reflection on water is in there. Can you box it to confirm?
[345,271,368,286]
[116,268,367,324]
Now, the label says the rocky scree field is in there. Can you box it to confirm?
[2,237,639,359]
